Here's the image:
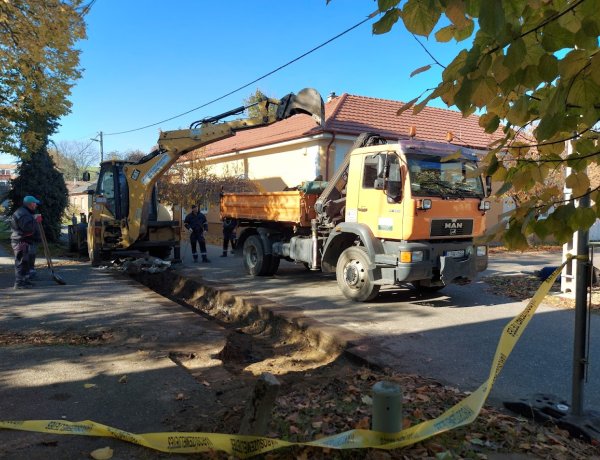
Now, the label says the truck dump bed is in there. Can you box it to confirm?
[221,191,318,227]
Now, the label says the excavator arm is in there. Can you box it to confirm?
[120,88,324,247]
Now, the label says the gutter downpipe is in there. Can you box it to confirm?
[324,131,336,180]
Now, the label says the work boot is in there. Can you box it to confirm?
[220,251,227,257]
[13,283,31,290]
[202,255,210,263]
[23,280,35,286]
[192,254,198,263]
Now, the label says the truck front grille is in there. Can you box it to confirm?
[430,219,473,237]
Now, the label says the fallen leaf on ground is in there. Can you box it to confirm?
[90,446,113,459]
[118,375,127,384]
[83,383,96,389]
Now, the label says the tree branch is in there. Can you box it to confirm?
[411,34,446,69]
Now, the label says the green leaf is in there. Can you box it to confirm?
[445,0,468,27]
[575,138,596,155]
[453,78,474,111]
[581,17,600,38]
[565,172,590,196]
[506,96,530,126]
[557,10,581,33]
[590,53,600,86]
[567,77,600,109]
[471,77,497,107]
[435,25,456,43]
[505,38,526,70]
[396,97,419,115]
[535,113,561,141]
[373,8,401,35]
[402,0,442,36]
[454,18,474,41]
[491,55,510,84]
[571,207,597,231]
[378,0,400,10]
[541,21,574,52]
[486,152,499,176]
[479,113,500,133]
[442,49,468,80]
[504,219,529,250]
[558,49,590,80]
[496,180,513,196]
[539,54,559,82]
[410,64,432,77]
[479,1,506,38]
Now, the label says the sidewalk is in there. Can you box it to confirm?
[0,245,228,459]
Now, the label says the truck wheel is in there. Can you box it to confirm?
[411,281,445,293]
[243,235,271,276]
[336,247,380,302]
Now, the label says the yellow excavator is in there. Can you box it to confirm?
[71,89,325,265]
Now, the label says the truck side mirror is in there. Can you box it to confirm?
[485,175,492,196]
[376,155,386,178]
[82,171,91,181]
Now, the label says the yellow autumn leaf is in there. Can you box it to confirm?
[90,446,113,460]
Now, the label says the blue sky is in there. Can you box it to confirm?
[2,0,467,164]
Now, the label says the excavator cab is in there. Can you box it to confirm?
[95,161,130,221]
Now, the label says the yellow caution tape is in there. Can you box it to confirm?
[0,258,579,457]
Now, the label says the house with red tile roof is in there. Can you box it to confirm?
[180,92,506,226]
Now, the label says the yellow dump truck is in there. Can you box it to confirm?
[221,133,491,302]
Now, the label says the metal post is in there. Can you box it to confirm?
[372,381,402,433]
[572,191,590,416]
[99,131,104,163]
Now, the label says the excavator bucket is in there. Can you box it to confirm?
[276,88,325,126]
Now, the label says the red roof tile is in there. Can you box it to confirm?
[197,93,503,159]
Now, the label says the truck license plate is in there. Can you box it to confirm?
[445,250,465,258]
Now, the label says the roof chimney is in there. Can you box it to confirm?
[327,92,337,102]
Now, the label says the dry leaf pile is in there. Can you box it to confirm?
[482,274,600,312]
[210,364,599,459]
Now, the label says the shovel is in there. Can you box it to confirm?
[37,220,66,285]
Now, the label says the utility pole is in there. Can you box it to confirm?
[91,131,104,163]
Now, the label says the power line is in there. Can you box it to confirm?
[80,0,98,17]
[104,9,379,137]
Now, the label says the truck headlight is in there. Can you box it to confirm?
[400,250,424,263]
[476,245,487,256]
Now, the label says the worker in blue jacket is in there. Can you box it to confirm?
[184,205,210,263]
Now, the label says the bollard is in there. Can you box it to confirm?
[239,372,281,436]
[372,381,403,433]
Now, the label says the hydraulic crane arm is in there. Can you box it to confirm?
[120,88,325,247]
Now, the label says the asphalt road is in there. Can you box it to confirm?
[182,244,600,411]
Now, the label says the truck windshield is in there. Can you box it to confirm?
[407,154,484,198]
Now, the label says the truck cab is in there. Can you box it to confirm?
[322,138,490,300]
